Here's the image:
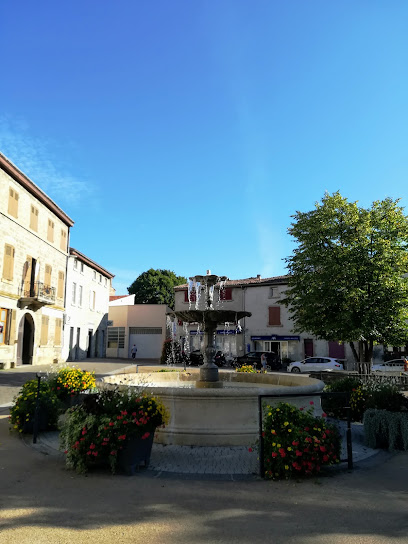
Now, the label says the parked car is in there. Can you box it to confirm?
[234,352,282,371]
[287,357,344,373]
[372,359,407,373]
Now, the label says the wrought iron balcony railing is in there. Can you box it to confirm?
[19,281,56,305]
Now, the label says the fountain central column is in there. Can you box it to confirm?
[198,321,219,384]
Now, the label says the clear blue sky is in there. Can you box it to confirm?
[1,1,408,293]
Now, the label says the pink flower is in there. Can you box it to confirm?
[309,401,314,405]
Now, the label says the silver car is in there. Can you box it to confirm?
[371,359,407,373]
[287,357,344,373]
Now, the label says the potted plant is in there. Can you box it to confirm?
[9,379,60,434]
[60,387,169,474]
[50,366,96,408]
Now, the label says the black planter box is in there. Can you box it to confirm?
[117,433,155,475]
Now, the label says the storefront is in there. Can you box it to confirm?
[251,335,300,361]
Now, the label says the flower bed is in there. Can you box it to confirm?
[60,387,169,474]
[50,366,96,400]
[261,402,341,479]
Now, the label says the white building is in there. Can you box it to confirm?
[174,275,355,367]
[63,248,114,361]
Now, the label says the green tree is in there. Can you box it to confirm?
[281,192,408,368]
[128,269,187,309]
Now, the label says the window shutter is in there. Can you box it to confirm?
[55,318,62,345]
[8,310,16,345]
[45,264,52,287]
[268,306,281,326]
[41,316,49,345]
[3,245,15,281]
[57,271,64,299]
[220,287,232,301]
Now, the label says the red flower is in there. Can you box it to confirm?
[109,422,115,426]
[292,441,299,446]
[309,401,314,405]
[123,420,128,425]
[121,410,128,416]
[92,451,98,457]
[117,415,122,420]
[272,452,278,458]
[319,446,326,452]
[323,455,329,462]
[280,451,286,458]
[248,447,253,452]
[89,443,96,450]
[110,450,117,456]
[304,427,310,431]
[322,412,327,418]
[295,450,302,457]
[262,432,265,438]
[142,432,150,440]
[64,450,68,454]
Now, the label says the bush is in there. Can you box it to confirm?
[9,379,60,433]
[323,377,407,422]
[236,365,257,373]
[364,409,408,451]
[60,387,169,474]
[262,402,341,479]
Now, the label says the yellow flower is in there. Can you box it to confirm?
[285,465,289,470]
[284,421,289,426]
[288,429,292,433]
[277,444,281,448]
[287,447,292,451]
[272,442,276,446]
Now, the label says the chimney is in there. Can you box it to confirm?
[257,274,261,279]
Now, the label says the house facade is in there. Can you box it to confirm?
[0,152,73,368]
[174,275,355,367]
[62,248,114,361]
[107,303,171,360]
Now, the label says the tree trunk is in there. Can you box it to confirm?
[349,341,359,362]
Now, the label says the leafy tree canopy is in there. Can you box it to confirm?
[281,192,408,362]
[128,269,187,309]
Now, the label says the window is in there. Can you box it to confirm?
[104,278,107,287]
[72,282,77,305]
[55,318,62,345]
[73,259,78,270]
[90,290,96,310]
[40,316,49,345]
[0,308,9,344]
[99,274,102,283]
[107,327,125,348]
[93,270,96,281]
[30,205,39,231]
[60,229,67,251]
[219,287,232,301]
[44,264,52,288]
[23,256,32,294]
[47,219,54,242]
[268,306,281,326]
[57,271,64,299]
[184,289,197,302]
[8,187,19,218]
[78,285,83,307]
[80,262,84,273]
[2,244,15,281]
[268,287,274,298]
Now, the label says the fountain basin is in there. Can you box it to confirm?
[103,368,325,446]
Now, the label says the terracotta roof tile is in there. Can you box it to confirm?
[175,274,289,290]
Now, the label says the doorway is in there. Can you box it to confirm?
[87,329,93,358]
[17,313,35,365]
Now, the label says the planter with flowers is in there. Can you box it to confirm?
[60,387,169,474]
[261,401,341,480]
[50,366,96,408]
[9,379,60,434]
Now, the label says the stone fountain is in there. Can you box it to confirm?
[171,272,251,387]
[103,272,326,446]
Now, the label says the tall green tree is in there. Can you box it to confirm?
[281,192,408,366]
[128,269,187,309]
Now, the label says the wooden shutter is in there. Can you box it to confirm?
[60,229,67,251]
[41,316,49,345]
[2,244,15,281]
[23,256,32,295]
[268,306,281,326]
[30,206,39,231]
[47,219,54,242]
[220,287,232,301]
[45,264,52,287]
[55,318,62,345]
[57,271,64,299]
[9,310,16,345]
[8,188,19,218]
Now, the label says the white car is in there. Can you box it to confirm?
[371,359,407,373]
[287,357,344,373]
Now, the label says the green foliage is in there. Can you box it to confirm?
[262,402,341,479]
[128,269,187,309]
[281,192,408,361]
[323,377,407,421]
[9,379,60,433]
[364,409,408,451]
[60,388,169,474]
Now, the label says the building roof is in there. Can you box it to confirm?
[174,274,290,290]
[109,295,129,301]
[69,247,114,279]
[0,152,74,227]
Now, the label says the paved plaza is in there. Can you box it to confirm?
[1,359,408,543]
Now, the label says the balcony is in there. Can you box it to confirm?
[19,281,56,309]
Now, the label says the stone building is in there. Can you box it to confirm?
[62,248,114,361]
[0,152,74,368]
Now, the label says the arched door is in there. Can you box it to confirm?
[17,313,35,365]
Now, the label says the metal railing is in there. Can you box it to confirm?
[19,281,56,304]
[258,391,353,478]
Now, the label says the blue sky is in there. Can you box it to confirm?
[1,1,408,293]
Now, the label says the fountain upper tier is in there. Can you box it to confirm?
[172,309,252,325]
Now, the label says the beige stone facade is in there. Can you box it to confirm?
[0,153,73,369]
